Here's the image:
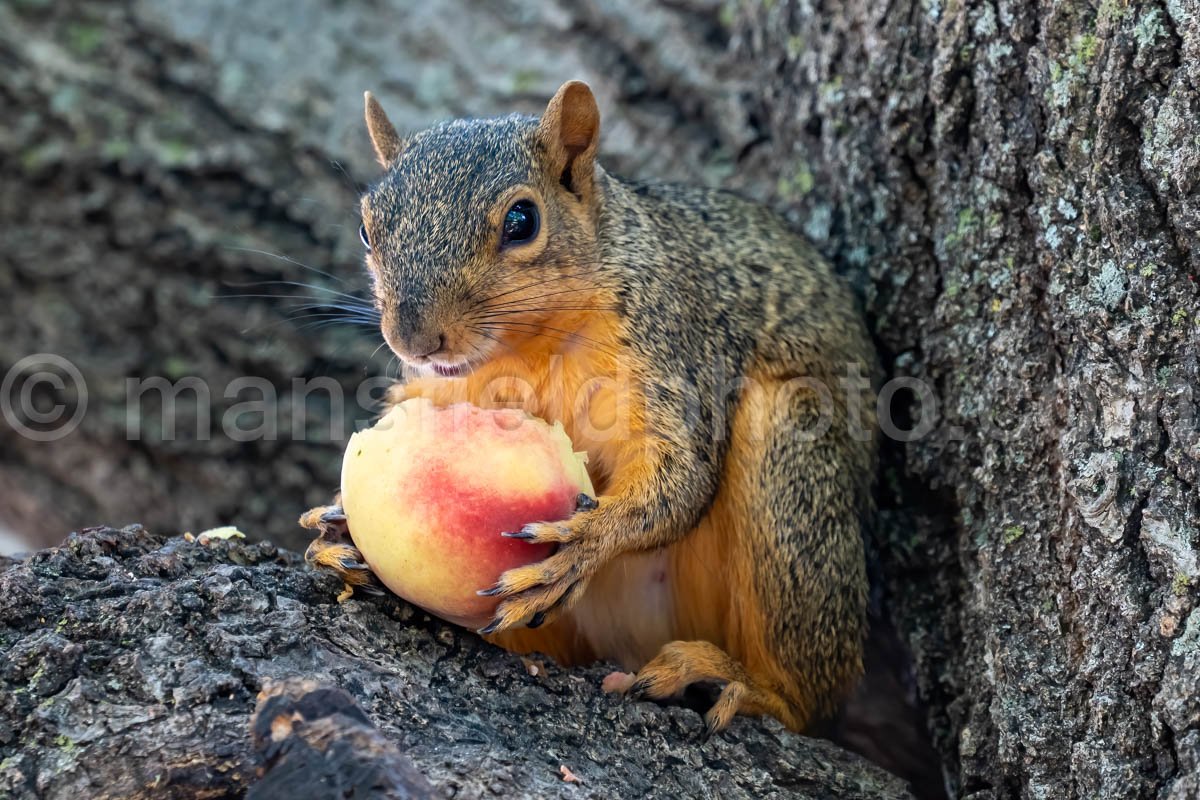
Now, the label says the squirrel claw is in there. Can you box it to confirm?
[477,604,550,636]
[500,529,535,540]
[625,678,651,701]
[502,521,574,545]
[481,519,602,633]
[301,502,382,601]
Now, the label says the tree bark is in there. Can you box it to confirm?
[730,0,1200,797]
[2,0,1198,798]
[0,526,912,799]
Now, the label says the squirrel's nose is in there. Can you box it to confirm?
[383,305,446,361]
[405,331,445,359]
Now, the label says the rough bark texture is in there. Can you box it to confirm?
[2,0,1199,798]
[729,1,1200,798]
[0,526,912,799]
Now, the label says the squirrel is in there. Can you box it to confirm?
[301,81,878,736]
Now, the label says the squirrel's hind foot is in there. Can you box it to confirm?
[299,503,383,602]
[623,640,804,735]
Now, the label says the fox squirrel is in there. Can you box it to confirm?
[302,81,878,735]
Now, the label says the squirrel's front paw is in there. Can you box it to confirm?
[497,493,599,544]
[299,504,383,602]
[477,494,603,634]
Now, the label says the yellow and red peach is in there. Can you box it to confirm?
[340,398,594,629]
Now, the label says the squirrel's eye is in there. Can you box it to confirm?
[358,224,371,250]
[501,200,539,246]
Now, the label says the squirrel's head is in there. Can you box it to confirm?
[358,81,605,377]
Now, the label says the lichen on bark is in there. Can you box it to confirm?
[733,0,1199,796]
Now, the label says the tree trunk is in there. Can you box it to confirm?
[730,0,1200,797]
[2,0,1198,797]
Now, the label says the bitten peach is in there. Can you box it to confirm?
[340,398,594,629]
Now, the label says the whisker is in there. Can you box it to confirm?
[467,324,519,357]
[295,319,379,332]
[220,280,373,305]
[460,266,502,310]
[476,321,617,356]
[290,316,381,330]
[481,286,607,312]
[459,248,602,309]
[280,308,375,319]
[329,159,366,197]
[478,329,612,356]
[238,312,378,336]
[470,263,605,308]
[289,300,379,314]
[223,246,349,285]
[368,339,390,364]
[219,298,380,323]
[476,305,618,317]
[216,280,380,320]
[297,309,380,322]
[471,275,564,308]
[287,312,380,328]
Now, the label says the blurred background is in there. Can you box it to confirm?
[0,0,766,553]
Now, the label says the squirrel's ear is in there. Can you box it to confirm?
[364,91,405,167]
[537,81,600,197]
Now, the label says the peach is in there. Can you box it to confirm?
[340,398,594,629]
